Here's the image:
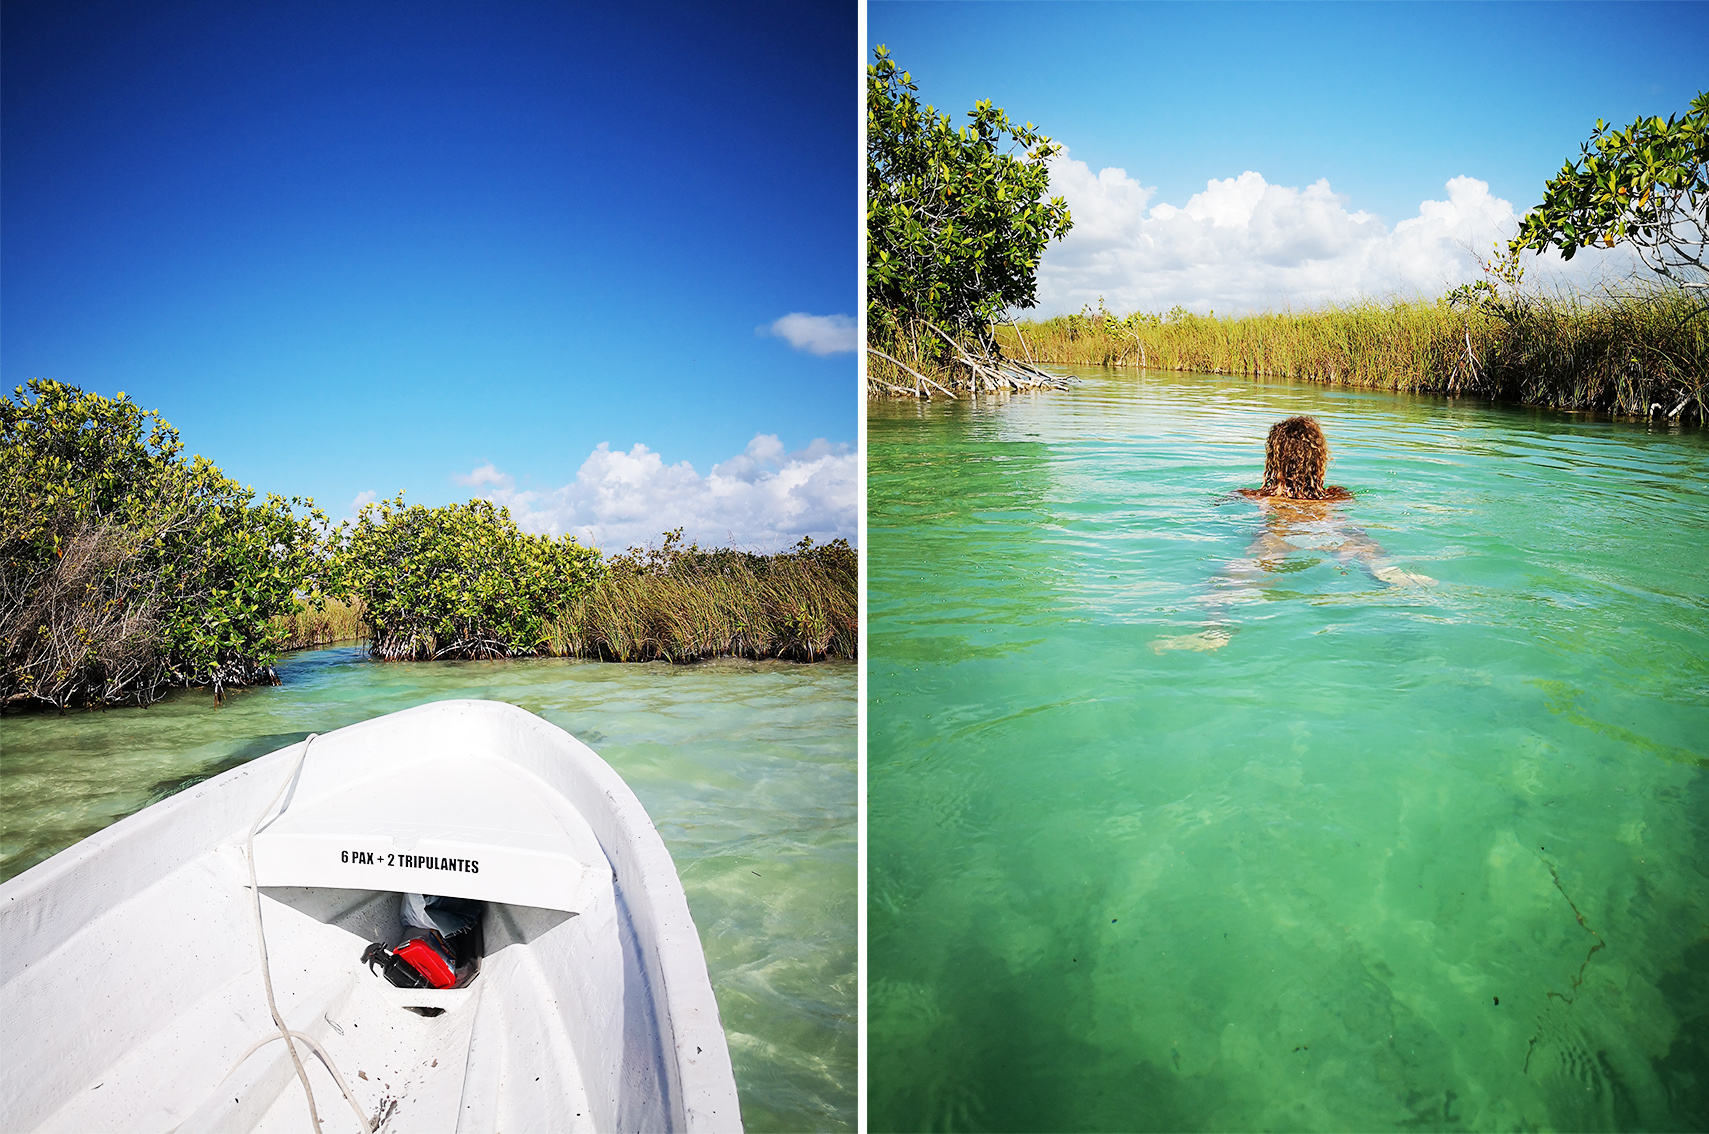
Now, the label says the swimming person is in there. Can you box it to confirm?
[1154,415,1433,652]
[1238,413,1351,502]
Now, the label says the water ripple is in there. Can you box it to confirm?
[870,369,1709,1132]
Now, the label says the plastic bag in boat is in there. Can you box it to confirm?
[362,894,486,989]
[402,893,485,969]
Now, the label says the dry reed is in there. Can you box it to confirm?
[550,535,856,663]
[998,288,1708,421]
[271,597,366,651]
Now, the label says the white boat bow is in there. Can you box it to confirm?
[0,699,742,1133]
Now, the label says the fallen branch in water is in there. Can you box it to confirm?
[867,321,1072,399]
[924,321,1068,393]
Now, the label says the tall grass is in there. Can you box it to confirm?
[550,535,857,663]
[269,539,856,666]
[1000,288,1708,421]
[272,597,366,651]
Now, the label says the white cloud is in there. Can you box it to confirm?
[1034,152,1643,315]
[765,312,857,355]
[333,489,380,526]
[452,462,510,488]
[459,434,857,552]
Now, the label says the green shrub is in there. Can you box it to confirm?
[337,494,602,660]
[1,380,328,708]
[867,45,1073,393]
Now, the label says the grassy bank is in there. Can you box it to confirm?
[272,597,366,651]
[996,288,1707,421]
[272,537,858,666]
[336,498,857,665]
[553,535,856,663]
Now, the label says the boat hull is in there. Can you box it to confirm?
[0,699,742,1133]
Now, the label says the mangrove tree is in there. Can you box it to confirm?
[1,380,328,709]
[866,45,1074,396]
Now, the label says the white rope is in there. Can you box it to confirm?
[168,1029,370,1134]
[242,735,373,1133]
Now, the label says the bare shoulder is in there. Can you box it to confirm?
[1237,485,1353,504]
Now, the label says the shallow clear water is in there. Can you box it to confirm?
[0,650,856,1133]
[868,369,1709,1132]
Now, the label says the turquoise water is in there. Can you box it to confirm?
[0,650,856,1132]
[868,370,1709,1132]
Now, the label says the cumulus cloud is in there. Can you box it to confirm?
[764,312,857,355]
[1034,152,1642,315]
[452,463,510,488]
[457,434,856,552]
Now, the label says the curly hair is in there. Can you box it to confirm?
[1262,416,1332,498]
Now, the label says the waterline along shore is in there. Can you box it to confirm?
[995,288,1707,423]
[3,381,854,714]
[548,533,856,664]
[269,537,859,667]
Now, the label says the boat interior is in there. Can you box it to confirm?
[2,702,735,1134]
[36,876,618,1134]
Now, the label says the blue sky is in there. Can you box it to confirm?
[4,1,857,549]
[870,1,1709,316]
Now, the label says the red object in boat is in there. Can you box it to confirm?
[393,937,457,988]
